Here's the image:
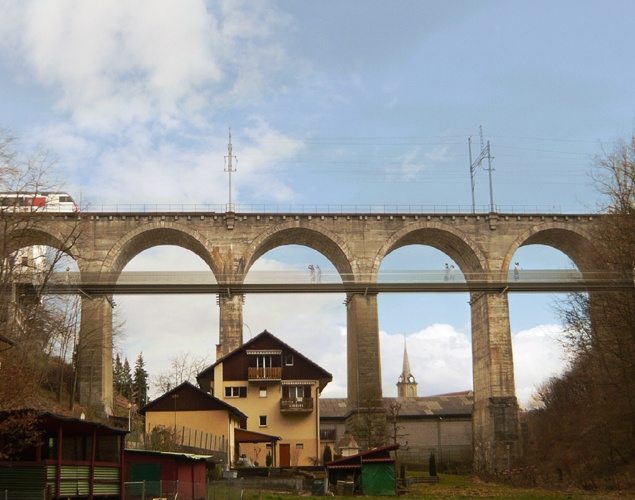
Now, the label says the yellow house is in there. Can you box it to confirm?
[140,381,248,467]
[197,330,332,467]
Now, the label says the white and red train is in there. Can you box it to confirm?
[0,192,79,212]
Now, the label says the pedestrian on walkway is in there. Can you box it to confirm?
[309,264,315,283]
[316,265,322,283]
[514,262,520,282]
[444,263,450,281]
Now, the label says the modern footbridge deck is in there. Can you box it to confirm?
[24,270,635,295]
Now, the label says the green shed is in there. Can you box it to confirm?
[326,443,399,496]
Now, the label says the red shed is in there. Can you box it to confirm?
[124,449,211,500]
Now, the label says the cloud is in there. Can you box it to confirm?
[0,0,295,129]
[512,324,566,409]
[381,325,473,398]
[27,117,305,206]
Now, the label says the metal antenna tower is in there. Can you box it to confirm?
[224,128,237,212]
[468,125,495,213]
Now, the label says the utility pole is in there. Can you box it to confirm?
[224,128,237,212]
[468,126,495,213]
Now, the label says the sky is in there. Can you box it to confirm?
[2,1,635,408]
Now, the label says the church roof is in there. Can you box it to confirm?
[320,391,473,419]
[399,337,414,381]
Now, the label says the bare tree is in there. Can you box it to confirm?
[0,129,83,412]
[524,136,635,488]
[152,351,212,394]
[347,398,389,451]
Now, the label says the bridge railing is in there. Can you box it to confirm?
[79,203,593,214]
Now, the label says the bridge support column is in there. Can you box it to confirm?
[346,293,383,411]
[77,296,113,416]
[218,294,243,357]
[470,292,521,472]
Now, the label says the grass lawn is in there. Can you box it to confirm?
[214,474,635,500]
[402,474,635,499]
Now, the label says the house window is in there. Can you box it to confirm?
[289,386,305,400]
[260,387,267,398]
[225,386,247,398]
[296,443,304,449]
[256,355,273,368]
[259,415,267,427]
[285,355,294,366]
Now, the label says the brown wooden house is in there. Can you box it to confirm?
[0,410,127,499]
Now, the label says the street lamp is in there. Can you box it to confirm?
[172,394,179,440]
[128,403,132,432]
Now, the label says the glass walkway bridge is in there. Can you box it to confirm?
[23,269,635,295]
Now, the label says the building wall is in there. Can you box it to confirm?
[145,409,239,458]
[221,379,320,466]
[146,409,230,436]
[320,417,472,465]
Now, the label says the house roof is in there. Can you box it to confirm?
[197,329,332,389]
[320,391,473,420]
[234,428,281,443]
[140,381,247,420]
[125,449,215,462]
[326,443,399,469]
[0,409,127,436]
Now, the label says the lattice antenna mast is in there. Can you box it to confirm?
[224,128,237,212]
[468,125,495,213]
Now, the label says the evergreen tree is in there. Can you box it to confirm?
[428,453,437,477]
[113,354,123,395]
[323,444,333,464]
[122,357,133,400]
[133,352,149,407]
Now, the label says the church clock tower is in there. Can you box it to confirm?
[397,338,418,397]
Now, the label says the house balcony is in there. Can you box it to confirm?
[248,366,282,381]
[280,397,314,412]
[320,429,337,441]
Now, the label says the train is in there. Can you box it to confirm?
[0,192,79,212]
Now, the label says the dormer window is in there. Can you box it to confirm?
[247,349,282,380]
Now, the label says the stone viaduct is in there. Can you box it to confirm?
[7,209,596,470]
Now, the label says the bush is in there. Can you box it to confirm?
[266,453,272,467]
[429,453,437,477]
[323,445,333,464]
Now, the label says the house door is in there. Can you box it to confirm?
[130,462,161,497]
[279,444,290,467]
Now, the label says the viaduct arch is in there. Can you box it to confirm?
[6,210,597,471]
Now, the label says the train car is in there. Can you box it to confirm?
[0,192,79,212]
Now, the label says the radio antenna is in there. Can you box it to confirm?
[224,128,237,212]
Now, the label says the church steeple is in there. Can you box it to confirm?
[397,337,418,397]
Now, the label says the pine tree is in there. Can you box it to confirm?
[122,357,133,400]
[323,444,333,464]
[133,352,149,407]
[113,354,123,395]
[428,453,437,477]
